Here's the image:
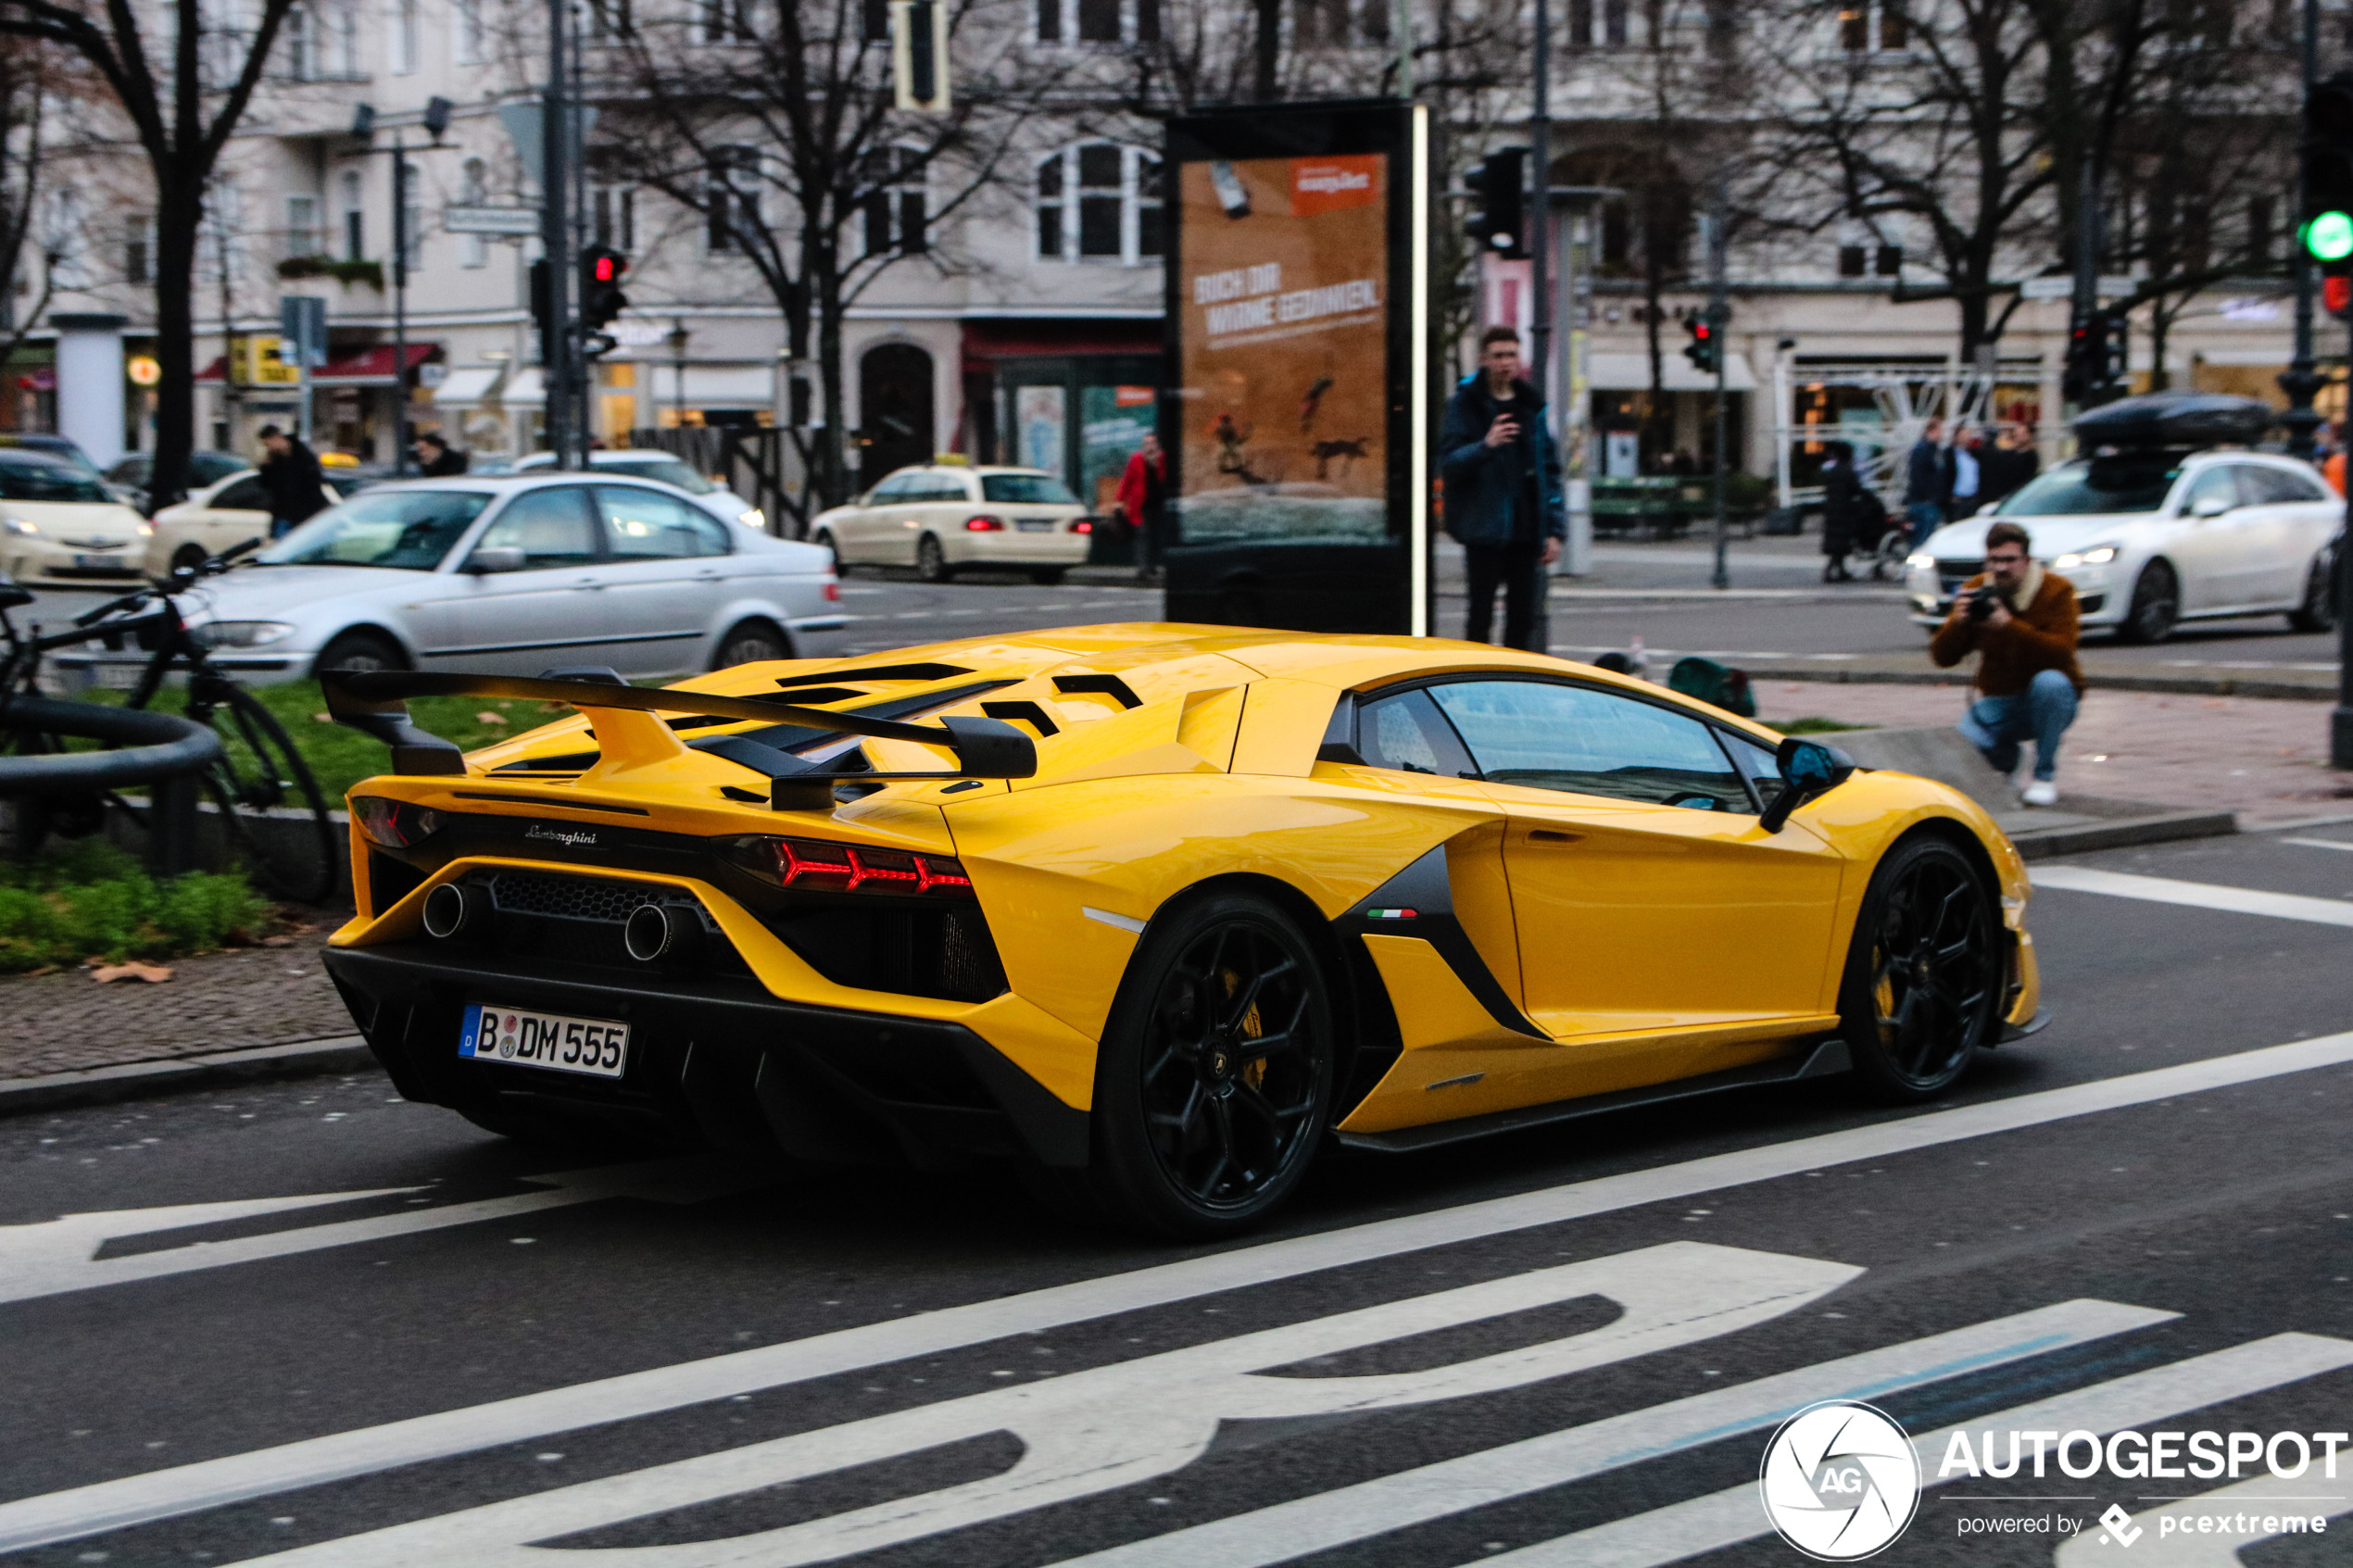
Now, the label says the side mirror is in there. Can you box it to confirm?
[464,546,527,574]
[2191,494,2232,520]
[1760,737,1856,834]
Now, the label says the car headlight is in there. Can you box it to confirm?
[3,517,37,536]
[1905,552,1935,571]
[2052,545,2118,570]
[737,508,765,530]
[192,621,295,648]
[136,522,153,537]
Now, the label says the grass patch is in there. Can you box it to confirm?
[0,837,273,972]
[72,681,565,803]
[1768,717,1876,735]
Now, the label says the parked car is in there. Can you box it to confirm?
[513,449,764,533]
[0,450,156,584]
[1906,449,2343,642]
[102,449,249,513]
[51,475,846,689]
[812,463,1093,583]
[141,470,345,578]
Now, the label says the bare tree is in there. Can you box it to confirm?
[0,0,300,507]
[0,36,59,374]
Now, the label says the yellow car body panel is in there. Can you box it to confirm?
[324,625,2043,1171]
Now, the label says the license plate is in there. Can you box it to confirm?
[72,553,135,572]
[1014,520,1054,533]
[459,1003,629,1079]
[92,663,145,690]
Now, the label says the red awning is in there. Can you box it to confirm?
[960,318,1163,374]
[195,344,436,384]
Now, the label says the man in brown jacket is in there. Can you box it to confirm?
[1930,519,2083,807]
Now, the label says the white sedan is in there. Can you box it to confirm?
[50,475,846,689]
[811,463,1093,583]
[1906,449,2342,642]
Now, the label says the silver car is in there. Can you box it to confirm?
[50,475,847,690]
[513,449,765,533]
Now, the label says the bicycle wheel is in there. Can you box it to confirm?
[198,684,339,904]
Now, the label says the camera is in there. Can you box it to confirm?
[1965,585,2000,622]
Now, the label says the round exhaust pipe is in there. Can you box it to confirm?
[623,902,696,964]
[422,882,477,940]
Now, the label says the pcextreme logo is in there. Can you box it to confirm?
[1758,1400,1922,1561]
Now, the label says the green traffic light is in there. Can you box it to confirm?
[2305,210,2353,262]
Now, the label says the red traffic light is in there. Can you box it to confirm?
[1692,322,1712,341]
[2328,276,2353,319]
[593,255,619,282]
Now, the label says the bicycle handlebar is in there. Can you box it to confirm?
[72,587,157,627]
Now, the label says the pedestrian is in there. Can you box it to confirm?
[1928,519,2083,807]
[1903,416,1950,549]
[1117,431,1167,583]
[1944,423,1982,522]
[1439,326,1566,650]
[255,424,329,540]
[2324,420,2347,497]
[1818,442,1864,583]
[412,431,470,477]
[1978,420,2041,511]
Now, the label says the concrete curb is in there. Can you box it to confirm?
[1743,663,2335,702]
[0,1035,377,1118]
[2007,809,2240,860]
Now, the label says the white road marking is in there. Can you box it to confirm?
[2282,836,2353,853]
[237,1244,1853,1565]
[1047,1299,2171,1568]
[2054,1476,2353,1565]
[2031,867,2353,928]
[0,1157,755,1309]
[5,1032,2349,1552]
[1480,1333,2353,1568]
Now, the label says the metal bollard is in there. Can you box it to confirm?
[149,775,198,877]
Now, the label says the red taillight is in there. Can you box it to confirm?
[964,515,1005,532]
[823,579,841,602]
[1071,518,1093,533]
[726,835,975,897]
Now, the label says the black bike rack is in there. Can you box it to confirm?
[0,696,224,874]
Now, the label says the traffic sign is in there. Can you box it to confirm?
[443,206,544,236]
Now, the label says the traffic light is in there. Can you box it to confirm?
[1465,146,1528,259]
[1681,309,1719,373]
[2301,70,2353,271]
[581,245,629,331]
[2062,307,2123,405]
[2328,275,2353,320]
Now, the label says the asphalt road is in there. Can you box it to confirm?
[3,825,2349,1566]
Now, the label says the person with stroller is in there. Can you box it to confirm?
[1819,443,1869,583]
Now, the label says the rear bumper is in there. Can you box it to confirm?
[323,941,1090,1168]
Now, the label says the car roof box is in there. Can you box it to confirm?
[2073,392,2275,452]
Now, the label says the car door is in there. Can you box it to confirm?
[590,483,736,675]
[1423,677,1849,1078]
[2169,464,2262,613]
[413,485,610,673]
[2233,464,2327,608]
[201,475,274,554]
[838,473,907,561]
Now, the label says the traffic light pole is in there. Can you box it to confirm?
[542,0,575,470]
[1707,173,1730,593]
[392,128,409,478]
[2284,0,2325,459]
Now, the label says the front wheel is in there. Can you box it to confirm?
[915,533,953,583]
[1838,836,2001,1101]
[711,620,791,670]
[1086,892,1335,1237]
[170,542,208,575]
[199,684,338,905]
[314,629,407,674]
[2288,552,2338,633]
[2115,560,2179,645]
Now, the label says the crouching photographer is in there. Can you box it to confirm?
[1929,520,2084,808]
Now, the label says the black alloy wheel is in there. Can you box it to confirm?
[1839,836,2001,1101]
[712,620,791,670]
[1089,892,1334,1236]
[2288,550,2338,633]
[915,533,953,583]
[2117,559,2179,644]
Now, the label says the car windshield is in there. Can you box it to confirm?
[2000,459,2178,517]
[0,453,113,503]
[981,473,1080,505]
[602,458,716,495]
[258,490,492,570]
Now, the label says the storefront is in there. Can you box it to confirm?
[960,320,1162,514]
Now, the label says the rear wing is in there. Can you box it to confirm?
[321,669,1036,809]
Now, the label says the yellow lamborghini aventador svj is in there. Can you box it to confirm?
[321,627,2042,1236]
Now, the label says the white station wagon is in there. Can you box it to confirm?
[811,463,1094,583]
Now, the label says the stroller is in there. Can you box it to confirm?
[1854,488,1910,581]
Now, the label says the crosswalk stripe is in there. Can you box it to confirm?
[1478,1333,2353,1567]
[5,1032,2349,1554]
[2031,866,2353,928]
[1045,1300,2172,1568]
[2282,836,2353,854]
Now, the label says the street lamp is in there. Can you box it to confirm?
[667,320,689,430]
[352,96,453,477]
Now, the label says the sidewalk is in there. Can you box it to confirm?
[1752,681,2353,828]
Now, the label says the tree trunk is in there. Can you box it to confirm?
[814,254,849,510]
[148,175,202,512]
[1252,0,1280,102]
[1642,272,1667,470]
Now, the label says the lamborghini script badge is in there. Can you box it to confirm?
[524,825,598,847]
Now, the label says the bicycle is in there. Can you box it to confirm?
[0,541,339,904]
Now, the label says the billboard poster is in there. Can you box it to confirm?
[1164,103,1428,635]
[1015,384,1066,476]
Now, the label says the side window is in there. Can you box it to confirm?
[1354,689,1475,778]
[598,486,730,558]
[867,473,914,504]
[2181,467,2243,514]
[1428,679,1753,811]
[474,486,599,569]
[211,477,270,511]
[2247,466,2326,504]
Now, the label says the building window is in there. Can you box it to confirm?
[1569,0,1629,46]
[1840,1,1906,52]
[1040,0,1155,44]
[1036,143,1160,264]
[707,145,759,253]
[125,213,153,285]
[699,0,752,42]
[390,0,420,73]
[1874,244,1902,276]
[1297,0,1383,46]
[585,0,632,44]
[1838,244,1866,277]
[398,160,423,270]
[592,183,635,252]
[280,6,311,79]
[286,194,321,259]
[341,169,365,261]
[454,0,484,63]
[862,146,926,257]
[329,2,359,75]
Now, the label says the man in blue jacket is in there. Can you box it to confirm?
[1903,416,1950,548]
[1440,326,1565,649]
